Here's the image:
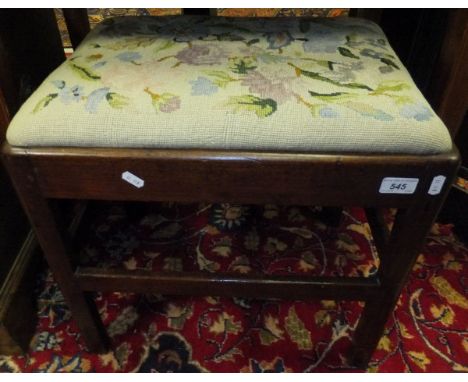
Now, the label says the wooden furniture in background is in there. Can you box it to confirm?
[429,9,468,138]
[429,10,468,242]
[0,86,36,355]
[0,9,65,355]
[379,9,449,99]
[62,8,90,51]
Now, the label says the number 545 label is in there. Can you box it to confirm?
[379,177,419,194]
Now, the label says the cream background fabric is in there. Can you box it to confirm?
[7,16,452,154]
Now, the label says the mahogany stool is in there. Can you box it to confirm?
[2,15,459,367]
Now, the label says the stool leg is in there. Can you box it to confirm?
[350,290,398,368]
[350,195,451,368]
[3,155,109,353]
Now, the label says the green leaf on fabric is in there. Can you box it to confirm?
[309,91,349,97]
[33,93,58,113]
[392,95,414,105]
[103,37,155,51]
[301,58,337,71]
[246,38,260,46]
[228,95,277,118]
[229,57,257,74]
[154,40,176,53]
[204,70,236,88]
[338,47,359,59]
[256,51,286,64]
[373,81,411,94]
[215,32,245,42]
[106,92,129,109]
[380,57,399,69]
[289,63,373,91]
[341,101,394,121]
[309,90,355,102]
[69,63,101,81]
[371,81,413,104]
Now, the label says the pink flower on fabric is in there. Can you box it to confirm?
[175,44,226,65]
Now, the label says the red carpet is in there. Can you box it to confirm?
[0,203,466,372]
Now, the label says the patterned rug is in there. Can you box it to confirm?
[54,8,349,48]
[0,202,466,372]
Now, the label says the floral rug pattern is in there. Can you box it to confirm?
[0,203,467,372]
[55,9,349,49]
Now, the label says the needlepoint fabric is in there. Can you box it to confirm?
[7,16,452,154]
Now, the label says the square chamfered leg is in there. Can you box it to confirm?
[350,169,459,367]
[2,153,109,353]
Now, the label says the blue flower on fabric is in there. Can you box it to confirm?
[52,80,83,104]
[303,36,343,53]
[85,87,110,113]
[116,51,142,63]
[302,26,345,53]
[189,76,218,96]
[319,107,339,118]
[266,31,294,49]
[355,108,393,121]
[52,80,66,89]
[373,110,394,121]
[400,103,433,121]
[93,61,107,69]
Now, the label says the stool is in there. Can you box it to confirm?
[2,15,459,367]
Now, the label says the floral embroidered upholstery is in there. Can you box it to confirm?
[7,16,452,154]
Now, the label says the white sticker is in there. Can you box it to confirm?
[428,175,446,195]
[379,177,419,194]
[121,171,144,188]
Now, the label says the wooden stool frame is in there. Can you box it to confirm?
[1,143,460,367]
